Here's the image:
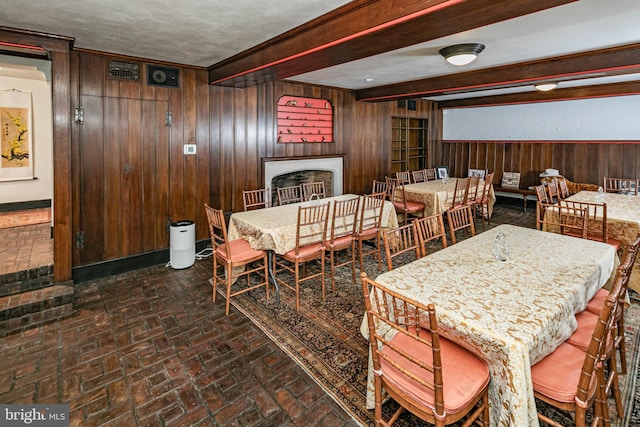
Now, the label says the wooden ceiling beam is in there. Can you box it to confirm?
[356,43,640,101]
[438,81,640,108]
[208,0,576,87]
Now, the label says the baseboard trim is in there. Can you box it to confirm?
[0,199,52,213]
[72,239,210,284]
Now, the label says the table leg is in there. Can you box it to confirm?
[267,250,280,305]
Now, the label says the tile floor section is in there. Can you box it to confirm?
[0,201,536,426]
[0,222,53,276]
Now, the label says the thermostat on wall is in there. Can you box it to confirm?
[183,144,196,155]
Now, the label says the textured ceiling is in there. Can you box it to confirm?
[0,0,352,67]
[1,0,640,101]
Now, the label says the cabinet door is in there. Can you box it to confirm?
[75,95,169,265]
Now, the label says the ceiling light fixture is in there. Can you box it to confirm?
[439,43,485,66]
[534,83,558,92]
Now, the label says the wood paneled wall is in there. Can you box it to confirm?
[442,140,640,188]
[70,51,439,267]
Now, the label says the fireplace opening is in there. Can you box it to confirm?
[271,170,333,205]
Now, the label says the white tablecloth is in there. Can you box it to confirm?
[402,178,496,217]
[361,224,617,427]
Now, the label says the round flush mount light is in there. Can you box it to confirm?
[534,83,558,92]
[439,43,485,66]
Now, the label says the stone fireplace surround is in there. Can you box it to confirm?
[263,156,344,197]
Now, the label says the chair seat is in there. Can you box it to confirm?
[586,288,609,314]
[327,234,354,250]
[393,200,425,213]
[282,242,324,260]
[380,328,489,414]
[357,227,379,239]
[531,341,596,404]
[216,239,266,263]
[566,310,599,352]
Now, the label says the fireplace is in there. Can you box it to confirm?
[263,156,344,204]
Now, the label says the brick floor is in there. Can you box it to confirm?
[0,200,537,426]
[0,262,358,426]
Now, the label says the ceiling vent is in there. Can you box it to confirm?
[108,60,140,81]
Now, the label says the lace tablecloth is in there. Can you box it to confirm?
[402,178,496,217]
[566,191,640,293]
[228,194,398,254]
[361,224,617,427]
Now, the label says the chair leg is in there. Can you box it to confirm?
[212,256,219,302]
[294,261,301,311]
[225,265,232,315]
[349,243,357,285]
[618,319,627,374]
[330,249,337,293]
[607,348,623,418]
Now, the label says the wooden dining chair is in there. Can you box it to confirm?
[536,202,588,239]
[534,184,550,204]
[465,176,481,210]
[391,182,425,225]
[474,172,494,230]
[360,273,490,427]
[446,203,475,244]
[411,169,427,183]
[448,177,469,209]
[326,196,360,292]
[204,204,269,315]
[275,202,330,310]
[382,222,420,271]
[559,200,622,252]
[277,185,303,205]
[545,178,560,203]
[586,233,640,375]
[566,272,626,419]
[557,177,570,199]
[372,179,394,201]
[414,213,447,257]
[603,177,639,195]
[395,170,412,185]
[424,168,437,181]
[355,192,385,274]
[302,181,326,201]
[242,188,270,211]
[530,286,617,427]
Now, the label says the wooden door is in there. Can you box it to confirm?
[74,94,169,265]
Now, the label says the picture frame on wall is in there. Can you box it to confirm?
[435,166,449,179]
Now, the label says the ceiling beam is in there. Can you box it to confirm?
[356,43,640,101]
[438,81,640,108]
[208,0,576,87]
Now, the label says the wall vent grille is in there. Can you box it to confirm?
[108,60,140,80]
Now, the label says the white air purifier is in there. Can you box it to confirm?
[170,220,195,269]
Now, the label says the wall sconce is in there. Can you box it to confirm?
[439,43,485,66]
[534,83,558,92]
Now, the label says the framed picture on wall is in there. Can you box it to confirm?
[435,166,449,179]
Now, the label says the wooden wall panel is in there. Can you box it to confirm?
[442,141,640,189]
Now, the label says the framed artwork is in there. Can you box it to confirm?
[435,166,449,179]
[468,168,486,178]
[277,95,333,143]
[1,90,33,182]
[502,172,521,188]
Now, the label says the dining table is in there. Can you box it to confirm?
[360,224,617,427]
[401,177,496,217]
[228,194,399,302]
[565,190,640,293]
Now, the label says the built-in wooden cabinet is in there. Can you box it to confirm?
[391,117,427,174]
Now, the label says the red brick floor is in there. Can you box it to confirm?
[0,261,358,426]
[0,220,53,276]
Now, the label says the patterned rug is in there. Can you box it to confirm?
[199,247,640,427]
[0,208,51,229]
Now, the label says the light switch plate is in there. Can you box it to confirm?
[183,144,196,155]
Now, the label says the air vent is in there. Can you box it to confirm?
[108,60,140,81]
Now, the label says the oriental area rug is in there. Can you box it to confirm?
[213,254,640,427]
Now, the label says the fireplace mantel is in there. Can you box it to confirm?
[262,155,344,196]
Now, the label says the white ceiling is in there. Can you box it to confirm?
[1,0,640,100]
